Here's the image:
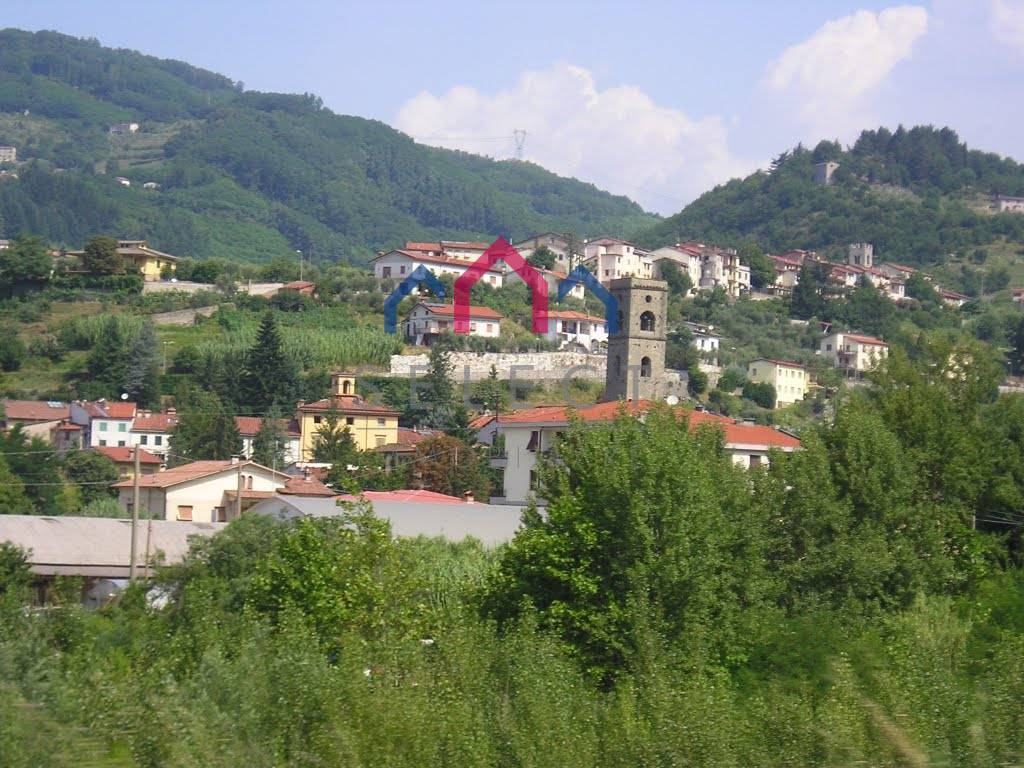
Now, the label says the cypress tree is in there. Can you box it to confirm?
[242,313,298,412]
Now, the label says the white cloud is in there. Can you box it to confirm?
[992,0,1024,50]
[394,64,750,214]
[764,6,928,142]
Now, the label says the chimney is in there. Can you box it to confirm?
[230,455,239,465]
[463,490,475,504]
[166,406,176,415]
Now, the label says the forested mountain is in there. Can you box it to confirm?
[636,126,1024,266]
[0,29,655,263]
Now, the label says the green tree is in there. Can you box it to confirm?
[0,542,31,597]
[790,260,829,319]
[124,322,160,407]
[242,313,299,412]
[251,407,288,470]
[471,364,508,415]
[80,235,123,275]
[737,239,772,289]
[63,450,119,505]
[0,426,69,515]
[527,245,558,270]
[169,390,242,464]
[0,234,51,287]
[311,407,359,466]
[660,260,693,296]
[413,435,490,500]
[0,327,26,372]
[85,316,130,398]
[742,380,776,409]
[0,454,31,515]
[484,407,765,678]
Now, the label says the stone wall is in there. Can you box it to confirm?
[150,305,218,326]
[389,351,609,382]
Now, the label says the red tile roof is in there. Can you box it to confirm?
[234,416,301,437]
[279,474,337,497]
[81,400,137,419]
[397,427,433,445]
[112,460,288,489]
[374,249,504,274]
[751,358,807,369]
[132,412,178,432]
[297,396,400,417]
[469,414,496,430]
[92,446,162,465]
[840,333,888,346]
[415,302,503,320]
[282,280,315,290]
[2,399,69,422]
[547,310,605,323]
[940,289,970,300]
[497,400,801,451]
[337,489,466,504]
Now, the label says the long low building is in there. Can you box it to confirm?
[0,515,225,579]
[489,400,802,505]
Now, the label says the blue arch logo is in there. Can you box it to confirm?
[558,266,619,333]
[384,265,446,334]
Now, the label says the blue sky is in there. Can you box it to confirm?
[5,1,1024,213]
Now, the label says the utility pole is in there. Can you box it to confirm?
[129,447,140,582]
[296,249,303,282]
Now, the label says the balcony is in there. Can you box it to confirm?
[489,454,508,469]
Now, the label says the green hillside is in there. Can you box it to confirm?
[636,126,1024,273]
[0,29,655,264]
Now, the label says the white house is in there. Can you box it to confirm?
[370,249,504,287]
[683,322,722,356]
[404,302,503,345]
[542,310,608,351]
[113,459,289,523]
[490,401,802,505]
[71,400,138,448]
[235,416,302,466]
[997,195,1024,213]
[583,237,653,284]
[819,332,889,375]
[650,244,703,291]
[747,359,809,407]
[514,233,575,272]
[503,264,585,300]
[129,410,178,456]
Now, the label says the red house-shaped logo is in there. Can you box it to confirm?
[454,237,549,333]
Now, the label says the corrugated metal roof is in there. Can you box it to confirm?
[0,516,225,577]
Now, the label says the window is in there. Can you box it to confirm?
[154,435,162,446]
[375,435,386,447]
[140,435,148,445]
[527,430,540,452]
[346,417,355,426]
[118,423,126,432]
[99,439,107,447]
[640,311,656,332]
[314,415,323,424]
[382,266,392,278]
[177,505,193,521]
[529,470,538,490]
[399,265,406,274]
[246,476,253,490]
[640,357,652,378]
[377,417,386,426]
[470,322,477,332]
[826,343,832,351]
[486,323,493,332]
[98,422,108,432]
[342,380,352,394]
[489,275,496,284]
[214,506,227,522]
[118,440,126,447]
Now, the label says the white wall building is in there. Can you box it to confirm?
[542,311,608,351]
[491,401,802,505]
[650,244,703,291]
[70,400,138,448]
[129,410,178,457]
[113,459,289,523]
[235,416,302,466]
[370,249,504,287]
[404,302,503,345]
[819,332,889,374]
[997,195,1024,213]
[583,237,653,284]
[747,358,809,407]
[0,146,16,163]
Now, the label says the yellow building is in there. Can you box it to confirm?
[746,358,809,408]
[69,239,178,282]
[297,373,400,459]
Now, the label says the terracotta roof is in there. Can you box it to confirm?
[112,460,288,489]
[57,421,82,431]
[415,302,503,320]
[279,474,337,497]
[373,249,504,274]
[297,396,400,417]
[547,310,605,323]
[282,280,315,290]
[234,416,301,437]
[2,399,69,422]
[751,358,807,370]
[940,289,970,300]
[132,412,178,432]
[469,414,496,430]
[397,427,434,445]
[80,400,137,419]
[337,489,466,504]
[440,240,490,250]
[497,400,801,451]
[91,446,162,465]
[839,333,888,346]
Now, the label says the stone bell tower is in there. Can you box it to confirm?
[603,278,668,402]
